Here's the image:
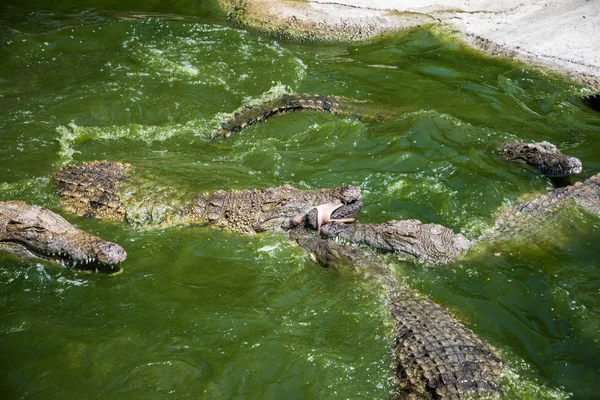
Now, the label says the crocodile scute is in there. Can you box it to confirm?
[212,93,373,138]
[501,141,582,177]
[54,161,363,234]
[290,228,502,399]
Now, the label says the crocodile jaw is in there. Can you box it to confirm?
[0,202,126,272]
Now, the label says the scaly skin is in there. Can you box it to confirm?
[0,201,126,272]
[290,228,503,399]
[501,141,582,177]
[214,94,583,178]
[54,161,363,234]
[484,172,600,241]
[321,219,472,265]
[212,93,379,138]
[316,173,600,265]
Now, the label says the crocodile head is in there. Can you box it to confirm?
[501,141,582,178]
[0,201,126,272]
[257,184,363,233]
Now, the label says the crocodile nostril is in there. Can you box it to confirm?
[97,242,127,265]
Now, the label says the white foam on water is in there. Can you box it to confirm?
[257,243,280,253]
[55,118,211,164]
[0,176,55,206]
[500,356,572,399]
[50,21,308,163]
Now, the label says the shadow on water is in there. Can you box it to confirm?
[581,93,600,112]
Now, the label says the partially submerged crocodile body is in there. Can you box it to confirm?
[54,161,362,234]
[500,141,582,177]
[290,228,502,399]
[212,93,371,138]
[319,173,600,265]
[51,161,599,397]
[213,93,582,178]
[0,201,126,272]
[320,219,472,265]
[487,172,600,239]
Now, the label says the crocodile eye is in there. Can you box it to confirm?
[5,220,45,233]
[18,225,47,233]
[29,226,47,233]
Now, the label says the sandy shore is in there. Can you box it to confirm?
[220,0,600,91]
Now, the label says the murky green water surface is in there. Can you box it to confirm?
[1,1,599,399]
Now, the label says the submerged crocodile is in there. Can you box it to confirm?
[54,158,599,265]
[52,161,505,396]
[54,161,362,234]
[0,201,126,272]
[290,228,502,399]
[211,93,374,138]
[319,172,600,264]
[51,161,599,397]
[212,93,583,177]
[500,141,582,178]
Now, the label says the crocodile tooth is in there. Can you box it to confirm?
[73,260,78,267]
[95,268,99,273]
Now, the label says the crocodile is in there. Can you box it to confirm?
[211,93,374,138]
[290,228,503,399]
[53,161,362,234]
[500,141,582,177]
[51,160,505,397]
[320,219,472,265]
[318,172,600,265]
[0,200,126,272]
[53,159,599,265]
[213,93,582,177]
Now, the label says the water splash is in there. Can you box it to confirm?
[47,21,307,164]
[55,119,212,164]
[501,357,572,399]
[210,82,296,137]
[0,176,55,207]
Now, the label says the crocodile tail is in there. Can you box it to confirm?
[290,228,503,399]
[212,93,374,138]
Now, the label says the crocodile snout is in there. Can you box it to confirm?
[96,241,127,266]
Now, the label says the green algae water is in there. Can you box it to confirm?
[1,2,599,399]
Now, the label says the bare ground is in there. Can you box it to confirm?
[219,0,600,91]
